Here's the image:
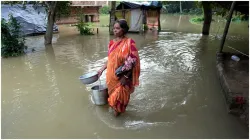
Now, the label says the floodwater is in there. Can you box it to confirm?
[2,15,249,138]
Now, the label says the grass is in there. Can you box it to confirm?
[99,14,110,27]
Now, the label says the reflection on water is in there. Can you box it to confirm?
[2,15,249,139]
[161,14,249,37]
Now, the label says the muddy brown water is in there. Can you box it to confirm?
[2,15,249,138]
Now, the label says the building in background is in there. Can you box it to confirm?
[56,1,108,25]
[115,1,162,32]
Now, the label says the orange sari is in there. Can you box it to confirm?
[106,37,140,114]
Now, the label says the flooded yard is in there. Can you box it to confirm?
[1,15,249,138]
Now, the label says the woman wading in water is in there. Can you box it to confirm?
[98,19,140,116]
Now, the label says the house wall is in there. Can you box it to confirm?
[115,8,160,32]
[146,9,159,29]
[56,6,100,25]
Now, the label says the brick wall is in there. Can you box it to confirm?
[83,6,99,14]
[56,6,100,24]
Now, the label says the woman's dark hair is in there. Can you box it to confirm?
[115,19,129,34]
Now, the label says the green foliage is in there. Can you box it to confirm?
[162,1,202,15]
[1,14,27,58]
[76,12,94,35]
[232,14,249,22]
[163,4,180,14]
[187,8,203,15]
[55,1,72,19]
[76,22,94,35]
[99,5,110,15]
[190,16,204,23]
[163,1,248,21]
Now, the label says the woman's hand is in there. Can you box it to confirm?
[119,75,129,86]
[98,61,107,78]
[98,69,104,78]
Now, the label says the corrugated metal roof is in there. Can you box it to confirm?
[71,1,108,7]
[116,1,162,10]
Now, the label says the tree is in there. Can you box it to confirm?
[198,1,243,35]
[2,1,71,45]
[99,5,110,15]
[44,2,57,45]
[180,1,182,13]
[1,15,27,57]
[202,1,212,35]
[109,1,116,35]
[44,1,71,45]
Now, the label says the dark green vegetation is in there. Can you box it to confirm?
[2,1,72,45]
[189,16,204,24]
[99,5,110,15]
[162,1,203,15]
[161,1,248,24]
[76,21,94,35]
[1,14,27,58]
[75,8,94,35]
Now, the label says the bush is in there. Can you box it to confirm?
[162,1,202,15]
[232,15,249,22]
[76,13,94,35]
[99,5,110,15]
[191,16,204,22]
[1,14,27,58]
[76,22,94,35]
[163,4,180,14]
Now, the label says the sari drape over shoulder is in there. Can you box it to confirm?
[106,37,140,113]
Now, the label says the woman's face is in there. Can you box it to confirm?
[113,23,124,37]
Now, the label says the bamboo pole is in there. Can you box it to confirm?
[219,1,236,53]
[158,9,161,31]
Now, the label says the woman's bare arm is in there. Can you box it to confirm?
[98,61,107,77]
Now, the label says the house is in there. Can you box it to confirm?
[115,1,162,32]
[56,1,108,25]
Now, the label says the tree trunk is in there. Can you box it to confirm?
[180,1,182,13]
[109,1,116,35]
[202,1,212,35]
[44,1,57,45]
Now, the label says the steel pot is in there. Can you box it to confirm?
[91,85,108,105]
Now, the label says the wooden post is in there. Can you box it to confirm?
[157,9,161,32]
[219,1,236,53]
[122,4,125,19]
[143,10,146,25]
[109,1,116,35]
